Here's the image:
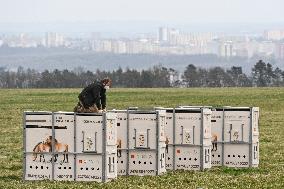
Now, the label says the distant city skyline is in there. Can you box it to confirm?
[1,26,284,61]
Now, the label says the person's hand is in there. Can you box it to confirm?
[98,109,103,113]
[102,108,107,112]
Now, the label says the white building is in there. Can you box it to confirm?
[264,30,284,40]
[101,40,112,52]
[257,41,275,56]
[111,40,127,54]
[234,42,249,57]
[219,41,234,58]
[45,32,65,47]
[275,43,284,59]
[168,29,180,45]
[158,27,168,42]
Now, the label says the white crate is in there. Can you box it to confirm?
[211,107,259,167]
[156,107,212,171]
[112,110,167,176]
[23,111,117,182]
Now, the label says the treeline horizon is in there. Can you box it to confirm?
[0,60,283,88]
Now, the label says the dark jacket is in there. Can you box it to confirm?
[78,81,106,109]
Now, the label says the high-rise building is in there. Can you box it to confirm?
[168,29,179,45]
[219,41,234,58]
[45,32,65,47]
[258,41,275,56]
[275,43,284,59]
[246,41,259,58]
[234,42,249,57]
[111,40,127,54]
[158,27,168,42]
[101,40,112,52]
[126,41,142,54]
[263,30,284,40]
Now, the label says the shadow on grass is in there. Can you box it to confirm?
[0,175,21,181]
[221,167,268,175]
[0,164,22,171]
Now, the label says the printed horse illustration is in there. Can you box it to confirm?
[32,137,52,162]
[211,133,218,151]
[165,137,169,154]
[232,131,239,141]
[117,139,122,157]
[33,136,69,164]
[52,137,69,164]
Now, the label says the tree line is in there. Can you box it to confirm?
[0,60,283,88]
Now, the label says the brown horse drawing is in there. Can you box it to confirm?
[32,137,52,162]
[52,137,69,164]
[117,139,122,157]
[165,137,169,154]
[233,131,239,141]
[32,136,69,164]
[211,133,218,151]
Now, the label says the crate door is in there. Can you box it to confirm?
[53,113,75,181]
[75,114,103,181]
[24,113,53,180]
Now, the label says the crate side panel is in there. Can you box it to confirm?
[75,115,103,154]
[128,151,157,176]
[224,144,250,167]
[76,155,103,182]
[129,113,157,150]
[54,154,75,181]
[175,113,202,145]
[54,114,75,153]
[25,154,52,180]
[224,111,250,143]
[117,150,127,175]
[174,146,201,170]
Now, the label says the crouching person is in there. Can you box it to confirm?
[74,78,111,113]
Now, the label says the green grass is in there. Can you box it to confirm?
[0,88,283,189]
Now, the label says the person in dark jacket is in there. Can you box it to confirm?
[74,78,111,113]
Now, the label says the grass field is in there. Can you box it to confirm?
[0,88,283,189]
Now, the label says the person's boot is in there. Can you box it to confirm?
[74,102,83,113]
[88,105,99,113]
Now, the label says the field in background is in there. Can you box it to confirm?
[0,88,283,189]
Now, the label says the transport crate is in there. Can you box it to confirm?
[178,106,260,168]
[156,107,212,171]
[211,107,260,167]
[111,109,167,176]
[23,111,117,182]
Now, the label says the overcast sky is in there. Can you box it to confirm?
[0,0,283,23]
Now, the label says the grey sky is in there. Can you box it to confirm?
[0,0,283,23]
